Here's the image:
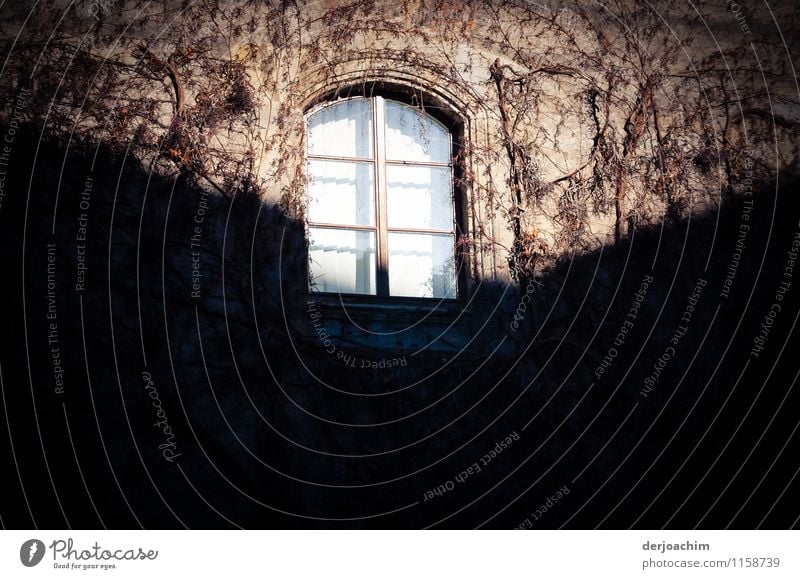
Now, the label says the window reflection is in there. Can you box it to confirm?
[309,228,376,295]
[388,233,456,299]
[307,99,373,159]
[387,165,452,230]
[307,160,375,226]
[385,101,450,163]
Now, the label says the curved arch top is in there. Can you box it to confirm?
[301,74,471,134]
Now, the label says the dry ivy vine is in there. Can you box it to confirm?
[1,0,797,283]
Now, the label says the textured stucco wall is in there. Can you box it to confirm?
[3,0,796,287]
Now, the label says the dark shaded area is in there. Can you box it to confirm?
[0,130,798,529]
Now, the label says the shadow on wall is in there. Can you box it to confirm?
[1,131,798,529]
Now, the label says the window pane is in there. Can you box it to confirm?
[388,233,456,298]
[309,228,376,295]
[307,160,375,226]
[387,165,453,230]
[308,99,373,158]
[385,101,450,163]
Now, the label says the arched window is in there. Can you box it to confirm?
[305,95,458,299]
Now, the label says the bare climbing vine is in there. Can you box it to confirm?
[1,0,797,283]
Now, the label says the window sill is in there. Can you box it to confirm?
[308,292,469,318]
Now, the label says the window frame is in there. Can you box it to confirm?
[304,90,467,303]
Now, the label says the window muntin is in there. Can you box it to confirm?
[306,96,457,299]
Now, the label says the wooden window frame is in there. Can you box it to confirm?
[305,93,464,302]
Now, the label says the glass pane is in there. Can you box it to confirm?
[388,233,456,298]
[308,98,373,158]
[385,100,450,163]
[387,165,453,230]
[309,228,376,295]
[307,160,375,226]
